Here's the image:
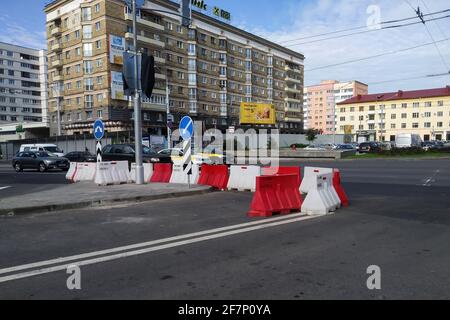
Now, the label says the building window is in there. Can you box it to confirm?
[424,122,431,128]
[83,43,93,56]
[95,40,102,49]
[95,22,101,31]
[83,25,92,39]
[94,3,100,13]
[85,95,94,109]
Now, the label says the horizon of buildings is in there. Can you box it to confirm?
[0,42,48,142]
[43,0,305,139]
[336,86,450,142]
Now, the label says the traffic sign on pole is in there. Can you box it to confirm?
[93,119,105,141]
[179,116,194,141]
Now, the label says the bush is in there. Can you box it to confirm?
[376,147,450,156]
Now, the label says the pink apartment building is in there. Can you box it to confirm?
[303,80,368,134]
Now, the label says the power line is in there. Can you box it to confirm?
[284,13,450,47]
[278,7,450,45]
[403,0,450,76]
[306,37,450,72]
[367,71,450,85]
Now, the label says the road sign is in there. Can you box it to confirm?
[179,116,194,141]
[93,119,105,140]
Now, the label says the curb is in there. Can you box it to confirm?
[0,187,214,217]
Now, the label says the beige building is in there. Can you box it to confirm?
[336,86,450,142]
[44,0,305,137]
[303,80,367,134]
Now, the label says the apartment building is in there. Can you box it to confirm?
[44,0,305,137]
[303,80,368,133]
[335,86,450,142]
[0,42,48,140]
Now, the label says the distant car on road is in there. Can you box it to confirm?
[335,144,356,150]
[102,144,172,166]
[64,151,96,163]
[358,142,381,154]
[304,145,327,151]
[12,151,70,172]
[19,144,65,157]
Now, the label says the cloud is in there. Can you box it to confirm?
[0,18,46,50]
[241,0,450,92]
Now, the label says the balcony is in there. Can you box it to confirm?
[155,73,166,80]
[285,65,302,74]
[51,27,62,36]
[284,106,301,113]
[154,56,166,64]
[51,42,63,52]
[53,74,63,82]
[285,86,300,93]
[125,32,165,48]
[124,13,165,31]
[141,100,166,112]
[284,117,303,123]
[285,76,301,84]
[284,97,302,103]
[52,59,63,68]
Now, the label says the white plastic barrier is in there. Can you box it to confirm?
[227,165,262,192]
[74,163,96,182]
[110,161,131,184]
[65,162,78,182]
[170,164,200,185]
[301,175,333,216]
[300,167,341,211]
[130,163,154,183]
[95,162,114,186]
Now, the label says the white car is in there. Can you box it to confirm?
[19,144,65,157]
[305,145,327,151]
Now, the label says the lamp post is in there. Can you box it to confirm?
[131,0,144,185]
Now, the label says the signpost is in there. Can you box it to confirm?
[179,116,193,188]
[94,119,105,163]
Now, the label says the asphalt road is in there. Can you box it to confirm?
[0,158,450,299]
[0,163,68,198]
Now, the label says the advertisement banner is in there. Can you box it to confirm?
[111,71,126,101]
[109,34,125,65]
[240,103,276,125]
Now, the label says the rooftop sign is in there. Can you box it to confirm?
[191,0,231,21]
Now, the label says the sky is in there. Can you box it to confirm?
[1,0,450,93]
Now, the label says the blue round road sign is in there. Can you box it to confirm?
[179,116,194,141]
[93,119,105,140]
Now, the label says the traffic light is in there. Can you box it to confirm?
[141,53,155,99]
[122,52,155,98]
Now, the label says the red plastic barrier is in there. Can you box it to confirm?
[248,174,302,218]
[150,163,173,183]
[198,164,229,190]
[333,169,349,207]
[262,166,302,187]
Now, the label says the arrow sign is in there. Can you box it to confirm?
[93,119,105,140]
[179,116,194,141]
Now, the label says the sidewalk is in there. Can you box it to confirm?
[0,182,212,216]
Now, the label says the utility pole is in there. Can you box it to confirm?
[132,0,144,185]
[166,79,171,148]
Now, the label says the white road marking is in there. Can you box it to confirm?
[0,214,321,283]
[423,169,440,187]
[0,186,11,191]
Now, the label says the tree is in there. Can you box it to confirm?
[306,129,318,143]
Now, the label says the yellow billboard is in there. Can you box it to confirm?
[344,125,353,135]
[240,103,276,125]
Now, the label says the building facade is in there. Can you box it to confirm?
[44,0,305,138]
[335,86,450,142]
[0,42,48,140]
[303,80,368,133]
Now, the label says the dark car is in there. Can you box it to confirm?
[64,151,96,163]
[12,151,70,172]
[101,144,172,166]
[336,144,356,150]
[358,142,381,154]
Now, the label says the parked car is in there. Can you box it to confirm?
[335,144,356,150]
[64,151,96,163]
[12,151,70,172]
[422,141,444,151]
[101,144,172,166]
[304,145,327,151]
[358,142,382,154]
[19,144,65,157]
